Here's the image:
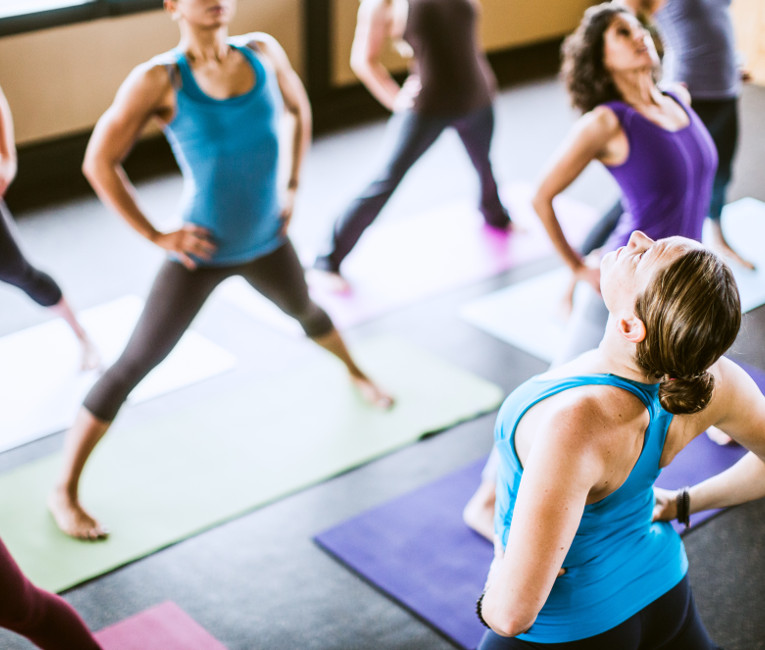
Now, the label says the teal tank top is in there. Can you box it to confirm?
[494,373,688,642]
[163,42,285,266]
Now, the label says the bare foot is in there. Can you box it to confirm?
[48,489,109,540]
[350,373,395,410]
[706,425,734,446]
[708,225,755,270]
[306,267,352,294]
[79,336,102,372]
[463,480,496,542]
[711,241,755,271]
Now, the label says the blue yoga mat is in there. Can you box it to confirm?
[314,361,763,649]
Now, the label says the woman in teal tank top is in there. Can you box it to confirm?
[47,0,393,541]
[477,231,765,648]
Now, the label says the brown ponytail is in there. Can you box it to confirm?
[634,249,740,414]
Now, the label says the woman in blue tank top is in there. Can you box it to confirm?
[48,0,393,541]
[477,231,765,648]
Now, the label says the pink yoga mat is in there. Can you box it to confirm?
[217,182,598,333]
[95,601,226,649]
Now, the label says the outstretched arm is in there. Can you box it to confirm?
[350,0,401,111]
[531,106,623,293]
[0,85,17,196]
[655,358,765,520]
[251,33,311,233]
[82,61,215,269]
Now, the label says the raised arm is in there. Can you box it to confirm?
[350,0,401,111]
[82,61,215,269]
[480,404,607,636]
[0,85,17,196]
[251,33,311,232]
[531,106,623,293]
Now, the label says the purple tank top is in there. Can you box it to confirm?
[602,91,717,252]
[402,0,495,115]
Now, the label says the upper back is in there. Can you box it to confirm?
[494,373,673,550]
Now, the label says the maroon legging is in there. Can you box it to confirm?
[0,538,102,649]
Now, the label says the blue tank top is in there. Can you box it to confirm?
[163,43,285,266]
[493,373,688,643]
[602,91,717,253]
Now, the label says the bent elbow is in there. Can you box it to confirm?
[484,601,536,638]
[530,190,550,217]
[491,615,536,638]
[349,55,373,80]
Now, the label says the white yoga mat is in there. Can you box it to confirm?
[215,182,598,334]
[461,198,765,363]
[0,295,236,452]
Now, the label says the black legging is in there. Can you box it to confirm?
[84,240,333,421]
[478,575,719,650]
[0,200,63,307]
[314,104,510,273]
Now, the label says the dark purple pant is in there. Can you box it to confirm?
[0,538,102,649]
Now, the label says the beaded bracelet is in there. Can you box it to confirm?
[676,486,691,530]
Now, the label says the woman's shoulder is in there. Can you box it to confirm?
[232,32,281,54]
[578,104,624,135]
[661,82,691,106]
[118,52,177,96]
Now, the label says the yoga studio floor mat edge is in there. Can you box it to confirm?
[0,336,503,593]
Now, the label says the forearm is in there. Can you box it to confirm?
[690,452,765,512]
[353,61,400,111]
[531,195,585,272]
[286,105,311,190]
[84,160,159,242]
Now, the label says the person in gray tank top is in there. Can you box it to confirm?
[654,0,753,269]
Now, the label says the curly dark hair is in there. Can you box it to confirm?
[561,3,631,113]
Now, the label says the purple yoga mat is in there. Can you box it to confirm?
[314,361,764,649]
[95,601,226,650]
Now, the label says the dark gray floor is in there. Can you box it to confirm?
[1,77,764,649]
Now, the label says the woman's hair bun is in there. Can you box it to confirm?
[658,371,715,415]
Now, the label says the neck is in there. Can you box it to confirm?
[611,67,661,109]
[178,25,230,63]
[590,315,657,384]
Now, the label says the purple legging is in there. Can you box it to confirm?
[0,538,102,649]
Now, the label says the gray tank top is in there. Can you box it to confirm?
[655,0,740,99]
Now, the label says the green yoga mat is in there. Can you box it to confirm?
[0,336,503,593]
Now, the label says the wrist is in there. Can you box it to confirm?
[675,486,691,529]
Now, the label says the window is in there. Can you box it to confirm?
[0,0,160,36]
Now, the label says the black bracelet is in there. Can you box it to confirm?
[676,486,691,530]
[476,592,490,629]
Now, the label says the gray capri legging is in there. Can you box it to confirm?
[84,240,333,421]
